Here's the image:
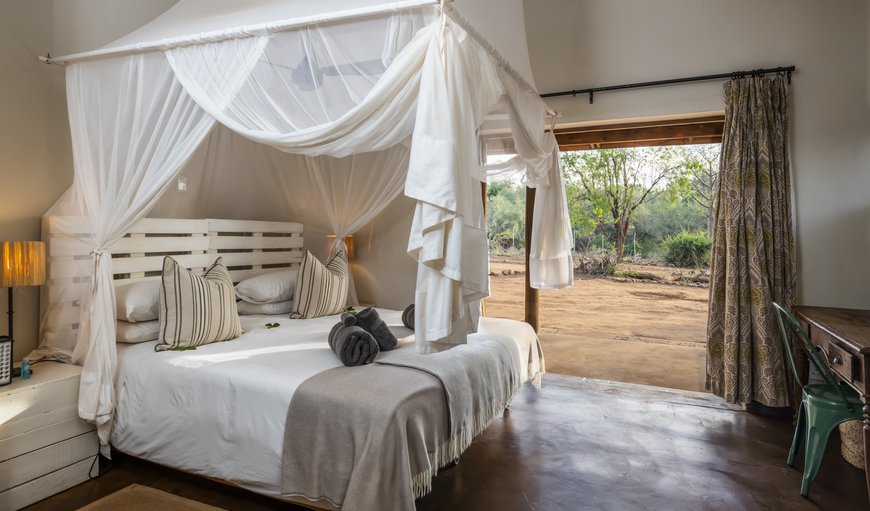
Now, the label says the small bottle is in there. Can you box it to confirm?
[20,360,30,380]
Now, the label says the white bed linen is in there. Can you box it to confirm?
[111,309,541,498]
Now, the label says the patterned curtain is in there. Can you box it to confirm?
[706,75,796,407]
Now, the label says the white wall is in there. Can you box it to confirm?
[353,195,418,309]
[525,0,870,309]
[0,1,65,362]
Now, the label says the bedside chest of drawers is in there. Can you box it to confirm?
[0,362,98,510]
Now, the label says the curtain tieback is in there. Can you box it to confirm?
[89,248,110,292]
[330,236,348,255]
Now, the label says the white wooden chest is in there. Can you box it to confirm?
[0,362,97,510]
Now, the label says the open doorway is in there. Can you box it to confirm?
[485,116,722,393]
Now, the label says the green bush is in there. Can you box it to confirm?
[663,231,712,268]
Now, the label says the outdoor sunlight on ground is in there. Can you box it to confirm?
[485,257,709,393]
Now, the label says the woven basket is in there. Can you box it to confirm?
[839,420,865,470]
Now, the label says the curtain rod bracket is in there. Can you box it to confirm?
[588,91,594,104]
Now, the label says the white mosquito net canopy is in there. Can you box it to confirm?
[37,0,573,444]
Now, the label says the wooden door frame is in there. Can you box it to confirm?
[555,115,724,151]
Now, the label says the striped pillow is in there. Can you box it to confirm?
[157,256,243,351]
[290,251,349,319]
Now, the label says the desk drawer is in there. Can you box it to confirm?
[826,342,857,382]
[812,326,858,383]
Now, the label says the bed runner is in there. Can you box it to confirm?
[281,338,521,511]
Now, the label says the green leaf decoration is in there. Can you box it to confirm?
[343,306,357,316]
[169,346,197,351]
[265,322,280,329]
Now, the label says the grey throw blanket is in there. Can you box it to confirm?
[376,340,521,449]
[328,319,379,367]
[282,338,521,511]
[356,307,398,351]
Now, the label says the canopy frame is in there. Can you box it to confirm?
[40,0,441,65]
[38,0,553,116]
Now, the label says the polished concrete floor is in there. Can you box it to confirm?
[28,375,867,511]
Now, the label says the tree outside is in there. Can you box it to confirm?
[563,147,680,261]
[563,144,720,265]
[671,144,719,237]
[486,181,526,255]
[486,143,721,268]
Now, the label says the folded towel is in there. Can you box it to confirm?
[341,312,358,326]
[401,304,415,330]
[356,307,398,351]
[328,322,379,366]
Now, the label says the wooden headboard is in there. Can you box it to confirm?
[41,217,304,345]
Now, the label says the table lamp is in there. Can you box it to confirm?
[0,241,46,385]
[325,234,355,259]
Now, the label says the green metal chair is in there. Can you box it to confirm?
[772,302,864,497]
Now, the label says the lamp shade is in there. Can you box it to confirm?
[0,241,46,288]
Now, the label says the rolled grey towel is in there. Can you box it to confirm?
[401,304,415,330]
[356,307,398,351]
[328,322,379,366]
[341,312,358,326]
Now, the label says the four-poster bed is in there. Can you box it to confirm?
[31,0,573,508]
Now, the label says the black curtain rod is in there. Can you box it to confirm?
[541,65,795,104]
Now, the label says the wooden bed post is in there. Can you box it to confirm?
[481,181,488,317]
[524,186,539,331]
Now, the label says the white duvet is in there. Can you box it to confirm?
[112,309,543,498]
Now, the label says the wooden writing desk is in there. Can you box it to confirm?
[794,306,870,500]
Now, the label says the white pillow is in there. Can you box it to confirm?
[116,320,159,344]
[236,300,294,315]
[235,269,298,304]
[115,280,160,323]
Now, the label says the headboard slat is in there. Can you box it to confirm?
[207,219,303,234]
[209,236,303,251]
[111,236,210,254]
[217,251,302,268]
[41,217,305,346]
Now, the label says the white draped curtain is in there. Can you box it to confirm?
[65,52,216,445]
[259,141,412,306]
[148,126,411,306]
[499,70,573,290]
[165,14,430,155]
[39,7,573,443]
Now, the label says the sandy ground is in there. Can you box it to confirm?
[486,258,709,392]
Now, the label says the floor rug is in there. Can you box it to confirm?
[76,484,227,511]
